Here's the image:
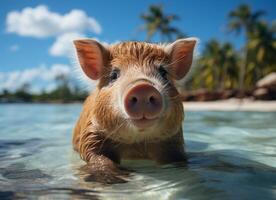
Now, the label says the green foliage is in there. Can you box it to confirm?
[1,3,276,103]
[140,4,184,42]
[227,4,276,90]
[186,40,240,90]
[0,74,88,103]
[140,3,276,92]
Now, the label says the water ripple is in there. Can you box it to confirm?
[0,104,275,199]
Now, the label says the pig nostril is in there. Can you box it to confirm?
[131,96,138,104]
[149,96,155,104]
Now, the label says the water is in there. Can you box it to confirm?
[0,104,276,200]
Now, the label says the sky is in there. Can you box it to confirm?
[0,0,275,92]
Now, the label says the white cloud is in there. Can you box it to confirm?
[0,64,71,92]
[49,32,84,57]
[9,44,19,52]
[6,5,101,38]
[49,33,112,57]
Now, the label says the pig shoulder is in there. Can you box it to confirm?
[72,91,97,151]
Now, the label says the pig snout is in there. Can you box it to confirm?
[124,82,163,127]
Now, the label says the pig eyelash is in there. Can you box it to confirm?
[158,65,168,81]
[159,53,192,80]
[153,63,174,83]
[109,68,120,83]
[156,74,171,91]
[97,68,121,86]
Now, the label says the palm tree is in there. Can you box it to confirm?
[227,4,265,91]
[202,40,221,89]
[140,4,184,42]
[189,39,239,90]
[247,21,276,82]
[220,43,240,89]
[228,4,265,38]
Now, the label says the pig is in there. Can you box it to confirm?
[72,38,197,183]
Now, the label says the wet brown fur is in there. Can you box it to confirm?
[73,41,187,183]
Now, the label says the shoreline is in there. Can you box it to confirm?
[1,99,276,112]
[183,98,276,112]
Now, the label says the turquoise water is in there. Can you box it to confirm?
[0,104,276,199]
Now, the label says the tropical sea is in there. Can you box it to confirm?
[0,104,276,199]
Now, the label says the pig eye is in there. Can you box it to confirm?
[158,65,168,80]
[109,68,120,83]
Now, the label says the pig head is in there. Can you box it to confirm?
[72,39,197,183]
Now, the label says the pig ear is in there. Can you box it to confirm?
[166,38,197,80]
[74,39,107,80]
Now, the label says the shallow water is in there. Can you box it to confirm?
[0,104,276,200]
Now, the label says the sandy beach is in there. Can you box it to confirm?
[184,98,276,112]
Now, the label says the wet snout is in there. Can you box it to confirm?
[124,82,163,126]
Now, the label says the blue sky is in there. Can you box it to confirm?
[0,0,275,92]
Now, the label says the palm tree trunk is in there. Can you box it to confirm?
[239,46,247,98]
[220,65,226,90]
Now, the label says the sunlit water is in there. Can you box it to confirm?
[0,104,276,200]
